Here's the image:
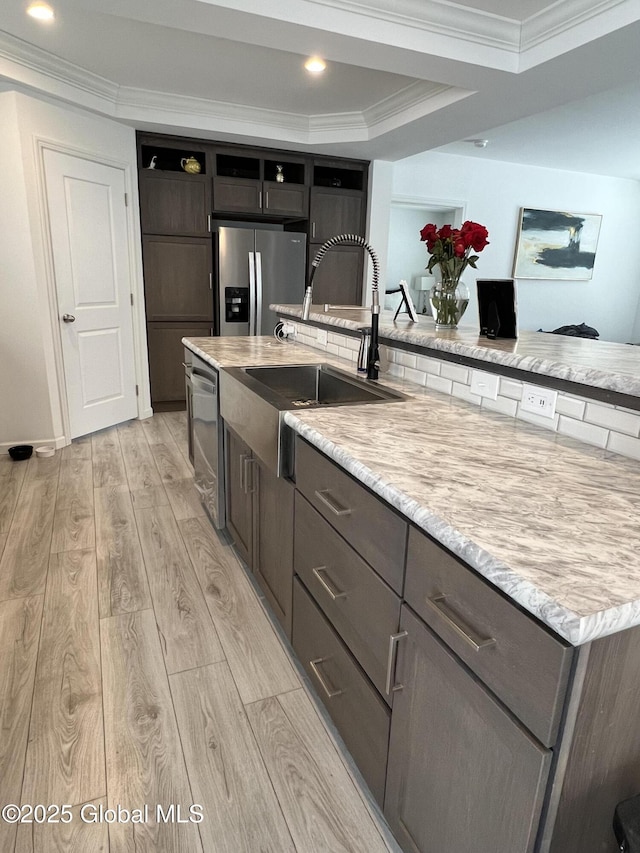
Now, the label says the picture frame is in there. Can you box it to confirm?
[394,280,419,323]
[512,207,602,280]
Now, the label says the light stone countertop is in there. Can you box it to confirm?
[184,335,640,647]
[273,303,640,399]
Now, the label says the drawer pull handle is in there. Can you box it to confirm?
[309,658,343,699]
[312,566,347,600]
[314,489,352,517]
[427,595,496,652]
[243,456,256,494]
[385,631,408,696]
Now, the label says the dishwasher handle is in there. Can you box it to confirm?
[191,371,217,394]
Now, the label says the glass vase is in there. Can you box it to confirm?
[429,280,470,330]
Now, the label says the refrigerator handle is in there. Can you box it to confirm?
[255,252,263,335]
[248,252,256,335]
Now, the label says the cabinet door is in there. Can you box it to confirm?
[307,245,364,306]
[263,182,308,217]
[213,177,262,215]
[147,323,212,404]
[385,605,551,853]
[139,174,211,236]
[143,236,213,322]
[224,426,253,567]
[309,188,365,243]
[253,460,294,638]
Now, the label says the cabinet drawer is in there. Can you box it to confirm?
[295,438,406,594]
[292,578,390,806]
[295,492,401,701]
[405,527,572,747]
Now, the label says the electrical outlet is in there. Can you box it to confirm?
[284,322,297,337]
[470,370,499,400]
[520,384,557,418]
[317,329,328,346]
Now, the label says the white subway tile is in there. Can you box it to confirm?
[555,395,586,419]
[328,332,343,345]
[395,350,418,369]
[499,378,523,400]
[607,432,640,461]
[426,374,453,395]
[338,346,354,361]
[584,402,640,436]
[557,416,609,448]
[387,363,405,379]
[482,396,518,417]
[440,363,469,384]
[343,337,360,352]
[452,383,482,405]
[326,343,339,355]
[403,367,427,386]
[517,406,559,432]
[416,355,441,375]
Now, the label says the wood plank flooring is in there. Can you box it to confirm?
[0,414,396,853]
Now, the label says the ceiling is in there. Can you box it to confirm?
[1,0,640,177]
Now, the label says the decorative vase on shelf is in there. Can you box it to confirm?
[429,280,470,330]
[276,165,285,183]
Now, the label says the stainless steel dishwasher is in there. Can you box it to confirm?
[191,354,225,529]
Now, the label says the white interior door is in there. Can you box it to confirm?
[44,149,138,438]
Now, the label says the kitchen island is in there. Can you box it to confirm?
[184,333,640,853]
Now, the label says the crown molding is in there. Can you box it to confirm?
[364,80,473,131]
[303,0,520,52]
[521,0,632,51]
[0,30,117,108]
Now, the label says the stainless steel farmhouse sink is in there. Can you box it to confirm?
[219,363,406,475]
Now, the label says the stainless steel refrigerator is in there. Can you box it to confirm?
[217,226,306,336]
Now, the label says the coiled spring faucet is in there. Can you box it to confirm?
[302,234,381,380]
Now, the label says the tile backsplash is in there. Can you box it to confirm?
[289,320,640,463]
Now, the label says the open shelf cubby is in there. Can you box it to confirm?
[313,165,364,191]
[141,145,206,174]
[264,160,305,185]
[216,154,260,180]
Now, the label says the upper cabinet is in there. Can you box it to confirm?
[138,143,211,237]
[309,160,368,243]
[213,151,309,218]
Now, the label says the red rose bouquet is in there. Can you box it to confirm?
[419,220,489,328]
[419,220,490,287]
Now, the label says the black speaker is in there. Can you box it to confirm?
[477,279,517,339]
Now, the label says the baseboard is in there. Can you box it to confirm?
[1,435,68,454]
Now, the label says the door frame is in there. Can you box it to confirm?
[34,137,151,444]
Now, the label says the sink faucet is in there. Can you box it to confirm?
[302,233,381,380]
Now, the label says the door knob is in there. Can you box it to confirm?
[62,314,76,323]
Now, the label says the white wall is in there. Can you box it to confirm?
[0,90,148,449]
[391,152,640,342]
[0,92,56,447]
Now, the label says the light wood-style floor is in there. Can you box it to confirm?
[0,414,397,853]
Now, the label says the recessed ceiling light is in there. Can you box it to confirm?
[304,57,326,74]
[27,1,55,21]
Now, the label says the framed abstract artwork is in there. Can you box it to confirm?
[512,207,602,280]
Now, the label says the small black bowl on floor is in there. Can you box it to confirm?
[8,445,33,461]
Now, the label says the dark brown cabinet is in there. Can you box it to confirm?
[308,160,368,305]
[292,577,391,806]
[224,426,295,636]
[147,323,212,404]
[384,605,551,853]
[309,188,366,244]
[224,426,253,568]
[139,173,211,237]
[137,133,370,404]
[142,236,212,322]
[213,152,308,217]
[307,245,364,306]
